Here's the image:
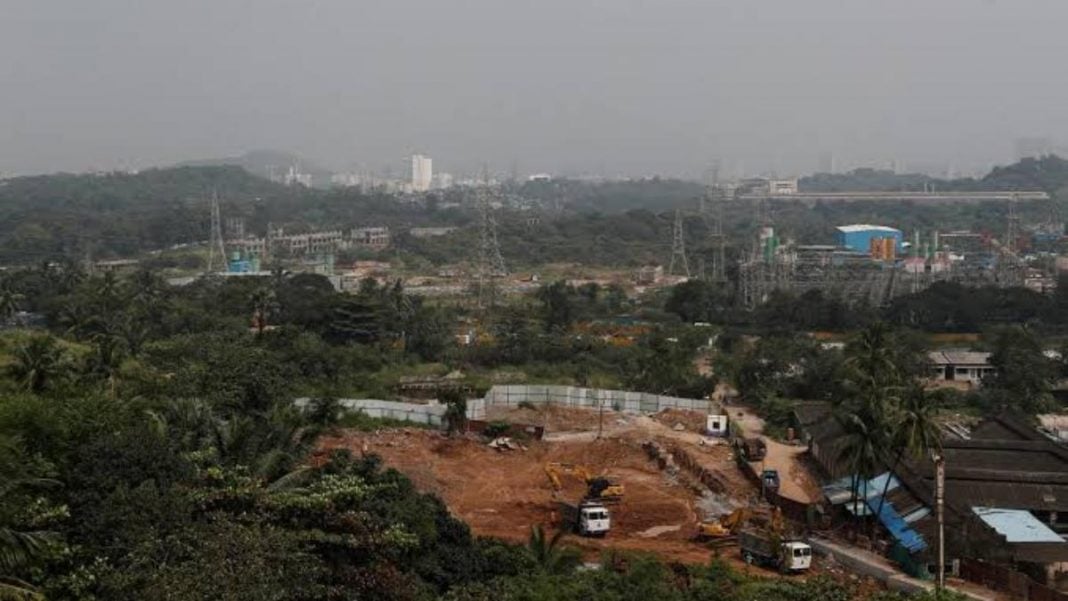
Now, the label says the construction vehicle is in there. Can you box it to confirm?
[557,499,611,537]
[738,438,766,462]
[695,505,784,541]
[738,528,812,572]
[544,462,624,503]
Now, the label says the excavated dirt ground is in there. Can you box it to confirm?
[316,429,715,563]
[313,406,793,570]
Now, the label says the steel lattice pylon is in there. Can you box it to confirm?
[476,183,507,308]
[668,209,690,277]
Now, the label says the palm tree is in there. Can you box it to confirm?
[845,322,904,392]
[871,385,942,522]
[249,287,278,335]
[86,332,126,397]
[527,525,579,574]
[835,409,882,522]
[0,436,53,600]
[0,280,24,323]
[7,335,65,394]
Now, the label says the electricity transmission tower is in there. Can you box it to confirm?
[476,182,507,308]
[703,185,728,284]
[997,193,1025,287]
[668,209,690,277]
[206,192,227,273]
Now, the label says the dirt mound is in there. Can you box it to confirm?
[652,409,708,433]
[485,403,616,431]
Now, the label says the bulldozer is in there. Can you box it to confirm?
[544,462,624,503]
[695,505,783,541]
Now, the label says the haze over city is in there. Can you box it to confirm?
[3,0,1067,178]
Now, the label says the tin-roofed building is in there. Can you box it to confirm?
[799,408,1068,585]
[928,350,995,387]
[835,224,903,253]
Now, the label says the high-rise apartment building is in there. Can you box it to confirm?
[411,155,432,192]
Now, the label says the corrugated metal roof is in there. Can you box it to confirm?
[836,224,902,234]
[928,350,992,366]
[823,473,900,507]
[972,507,1066,543]
[872,497,928,552]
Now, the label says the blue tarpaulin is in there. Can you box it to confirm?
[869,496,927,553]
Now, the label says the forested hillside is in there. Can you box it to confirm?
[0,157,1065,268]
[802,155,1068,195]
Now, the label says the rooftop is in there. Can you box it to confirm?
[928,350,992,366]
[836,224,902,234]
[974,507,1065,543]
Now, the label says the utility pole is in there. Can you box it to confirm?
[935,453,946,590]
[206,191,226,273]
[668,209,690,277]
[596,389,604,440]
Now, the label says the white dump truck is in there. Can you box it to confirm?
[558,500,611,537]
[738,528,812,572]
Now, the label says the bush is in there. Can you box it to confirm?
[483,421,512,438]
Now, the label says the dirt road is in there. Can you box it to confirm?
[726,406,823,504]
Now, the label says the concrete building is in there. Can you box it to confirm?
[411,154,433,192]
[767,178,799,195]
[410,226,457,238]
[229,237,268,259]
[835,225,904,254]
[272,229,344,255]
[281,165,312,187]
[635,265,664,285]
[349,227,390,250]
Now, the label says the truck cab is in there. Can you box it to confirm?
[578,503,611,537]
[781,542,812,571]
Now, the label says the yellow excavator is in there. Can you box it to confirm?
[544,462,624,503]
[695,505,783,541]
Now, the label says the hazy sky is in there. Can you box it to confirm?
[2,0,1066,178]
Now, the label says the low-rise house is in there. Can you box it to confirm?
[928,350,995,388]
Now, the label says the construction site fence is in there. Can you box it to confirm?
[960,558,1068,601]
[468,385,715,420]
[295,398,446,427]
[296,386,714,430]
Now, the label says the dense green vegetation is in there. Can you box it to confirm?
[1,156,1065,270]
[801,155,1068,195]
[0,263,981,600]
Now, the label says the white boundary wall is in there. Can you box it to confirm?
[298,387,712,428]
[466,385,713,421]
[295,398,446,427]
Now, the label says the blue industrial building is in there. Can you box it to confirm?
[835,224,903,253]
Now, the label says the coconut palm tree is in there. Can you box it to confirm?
[844,322,905,393]
[7,335,66,395]
[0,280,24,323]
[0,436,53,600]
[871,384,942,521]
[835,408,882,521]
[249,287,278,335]
[527,525,579,574]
